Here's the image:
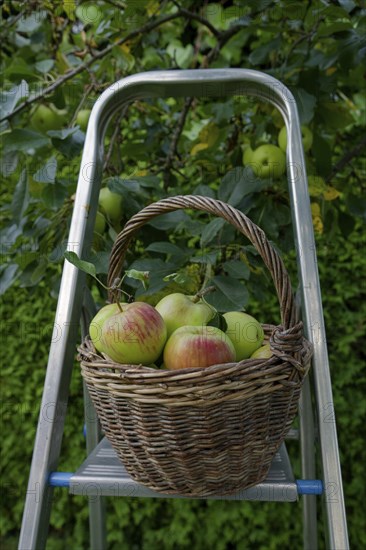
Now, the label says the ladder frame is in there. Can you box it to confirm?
[18,69,349,550]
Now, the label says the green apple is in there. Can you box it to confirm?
[242,144,254,165]
[250,144,286,179]
[278,125,313,153]
[164,325,236,370]
[98,187,123,224]
[89,303,121,353]
[155,292,216,337]
[94,211,106,234]
[250,343,272,359]
[76,109,91,132]
[101,301,167,364]
[31,104,67,133]
[223,311,264,360]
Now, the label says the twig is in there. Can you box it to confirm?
[70,83,94,127]
[171,1,221,37]
[163,97,194,189]
[0,10,185,124]
[103,105,129,171]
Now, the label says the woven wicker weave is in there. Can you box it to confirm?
[78,195,313,497]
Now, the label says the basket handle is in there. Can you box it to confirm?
[108,195,297,331]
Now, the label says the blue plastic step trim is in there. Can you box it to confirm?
[49,472,73,487]
[296,480,323,495]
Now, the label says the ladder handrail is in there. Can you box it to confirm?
[19,69,348,550]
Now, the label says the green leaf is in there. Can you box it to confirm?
[249,37,281,65]
[207,275,249,313]
[11,169,29,225]
[4,129,50,153]
[167,43,194,69]
[47,127,78,140]
[145,242,189,257]
[51,129,84,159]
[200,218,225,247]
[0,81,28,118]
[64,251,96,277]
[35,59,55,73]
[107,177,141,195]
[33,157,57,184]
[125,269,150,290]
[312,134,332,177]
[218,167,269,206]
[291,88,317,124]
[147,211,190,231]
[4,58,38,79]
[0,265,19,295]
[223,259,250,281]
[346,195,366,221]
[16,11,46,32]
[40,184,68,210]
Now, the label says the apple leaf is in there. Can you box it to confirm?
[200,218,225,247]
[207,275,249,312]
[64,251,96,278]
[33,156,57,184]
[11,169,29,225]
[4,129,50,153]
[125,269,150,290]
[0,264,19,295]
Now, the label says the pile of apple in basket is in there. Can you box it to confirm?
[78,195,313,497]
[89,291,270,370]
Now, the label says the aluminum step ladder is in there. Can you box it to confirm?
[18,69,349,550]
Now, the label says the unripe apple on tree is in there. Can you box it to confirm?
[164,325,236,370]
[278,125,313,153]
[223,311,264,360]
[98,187,123,224]
[31,103,67,133]
[242,144,254,165]
[94,211,106,234]
[100,302,167,365]
[250,144,286,179]
[76,109,91,132]
[155,292,216,337]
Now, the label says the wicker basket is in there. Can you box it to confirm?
[78,195,313,497]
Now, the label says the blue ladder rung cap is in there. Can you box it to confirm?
[49,472,73,487]
[296,480,323,495]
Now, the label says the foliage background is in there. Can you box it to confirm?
[1,1,365,548]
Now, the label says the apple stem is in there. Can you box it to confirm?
[192,285,216,302]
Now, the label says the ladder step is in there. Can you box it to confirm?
[52,438,301,501]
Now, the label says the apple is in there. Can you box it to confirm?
[31,104,67,133]
[250,144,286,179]
[164,325,236,370]
[76,109,91,132]
[242,145,254,165]
[89,303,121,353]
[100,302,167,364]
[155,292,216,337]
[98,187,123,224]
[223,311,264,360]
[250,343,272,359]
[278,125,313,153]
[94,210,106,234]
